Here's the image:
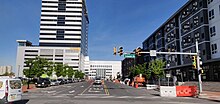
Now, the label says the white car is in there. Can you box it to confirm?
[50,79,59,86]
[0,77,22,103]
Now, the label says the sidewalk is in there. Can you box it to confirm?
[22,84,37,93]
[198,91,220,102]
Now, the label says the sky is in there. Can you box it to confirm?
[0,0,188,71]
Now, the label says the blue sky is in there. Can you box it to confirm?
[0,0,188,71]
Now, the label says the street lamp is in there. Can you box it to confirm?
[167,62,170,86]
[27,63,32,89]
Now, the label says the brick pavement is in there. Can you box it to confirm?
[198,91,220,102]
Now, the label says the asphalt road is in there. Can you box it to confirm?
[14,81,220,104]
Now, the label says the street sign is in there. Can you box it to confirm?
[124,54,135,58]
[166,74,171,78]
[150,50,157,56]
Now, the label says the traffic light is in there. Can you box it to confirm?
[113,47,117,56]
[135,47,142,56]
[118,47,123,56]
[198,57,204,74]
[199,69,204,74]
[192,56,197,69]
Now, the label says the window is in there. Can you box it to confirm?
[57,21,65,26]
[202,33,205,39]
[200,17,204,23]
[209,9,215,20]
[211,44,217,54]
[210,26,216,37]
[10,80,22,89]
[203,50,206,55]
[193,16,199,26]
[199,1,203,7]
[208,0,213,4]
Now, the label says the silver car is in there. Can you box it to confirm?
[50,79,59,86]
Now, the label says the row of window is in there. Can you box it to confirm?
[39,43,81,47]
[181,1,203,21]
[90,65,112,68]
[41,10,82,13]
[40,24,82,27]
[42,1,82,4]
[41,19,82,22]
[40,38,81,41]
[40,33,81,36]
[181,16,204,34]
[42,6,82,9]
[41,15,82,17]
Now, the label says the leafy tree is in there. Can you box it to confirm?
[75,70,85,79]
[1,72,9,76]
[46,61,55,77]
[54,64,64,77]
[67,67,75,78]
[23,56,50,78]
[8,72,15,76]
[148,59,166,86]
[129,63,147,77]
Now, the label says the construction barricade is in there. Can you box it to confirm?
[160,86,176,97]
[176,86,197,97]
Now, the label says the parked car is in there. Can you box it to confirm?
[64,79,68,84]
[0,77,22,103]
[67,78,73,83]
[50,79,59,86]
[57,78,65,85]
[35,78,51,88]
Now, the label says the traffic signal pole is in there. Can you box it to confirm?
[136,40,202,94]
[114,42,203,94]
[196,41,202,94]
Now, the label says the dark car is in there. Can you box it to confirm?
[68,78,73,83]
[64,79,68,84]
[35,78,51,88]
[57,78,65,85]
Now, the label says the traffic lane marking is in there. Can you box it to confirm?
[104,85,110,95]
[53,85,77,95]
[80,82,93,95]
[80,83,107,95]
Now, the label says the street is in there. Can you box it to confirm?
[13,81,219,104]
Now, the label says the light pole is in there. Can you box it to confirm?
[27,63,32,89]
[167,63,170,86]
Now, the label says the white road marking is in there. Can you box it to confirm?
[69,90,75,93]
[88,88,100,92]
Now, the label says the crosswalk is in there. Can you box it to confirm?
[74,95,161,99]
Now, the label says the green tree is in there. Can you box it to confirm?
[23,56,49,78]
[148,59,166,86]
[46,61,55,77]
[129,63,147,78]
[54,64,64,77]
[1,72,9,76]
[67,67,75,78]
[74,70,85,79]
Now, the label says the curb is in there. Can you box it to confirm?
[197,95,220,102]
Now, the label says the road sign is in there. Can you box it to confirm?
[166,74,171,78]
[124,54,135,58]
[150,50,157,56]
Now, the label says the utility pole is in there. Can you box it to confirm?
[196,41,202,94]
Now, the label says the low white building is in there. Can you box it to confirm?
[16,40,86,77]
[0,66,12,75]
[89,61,121,80]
